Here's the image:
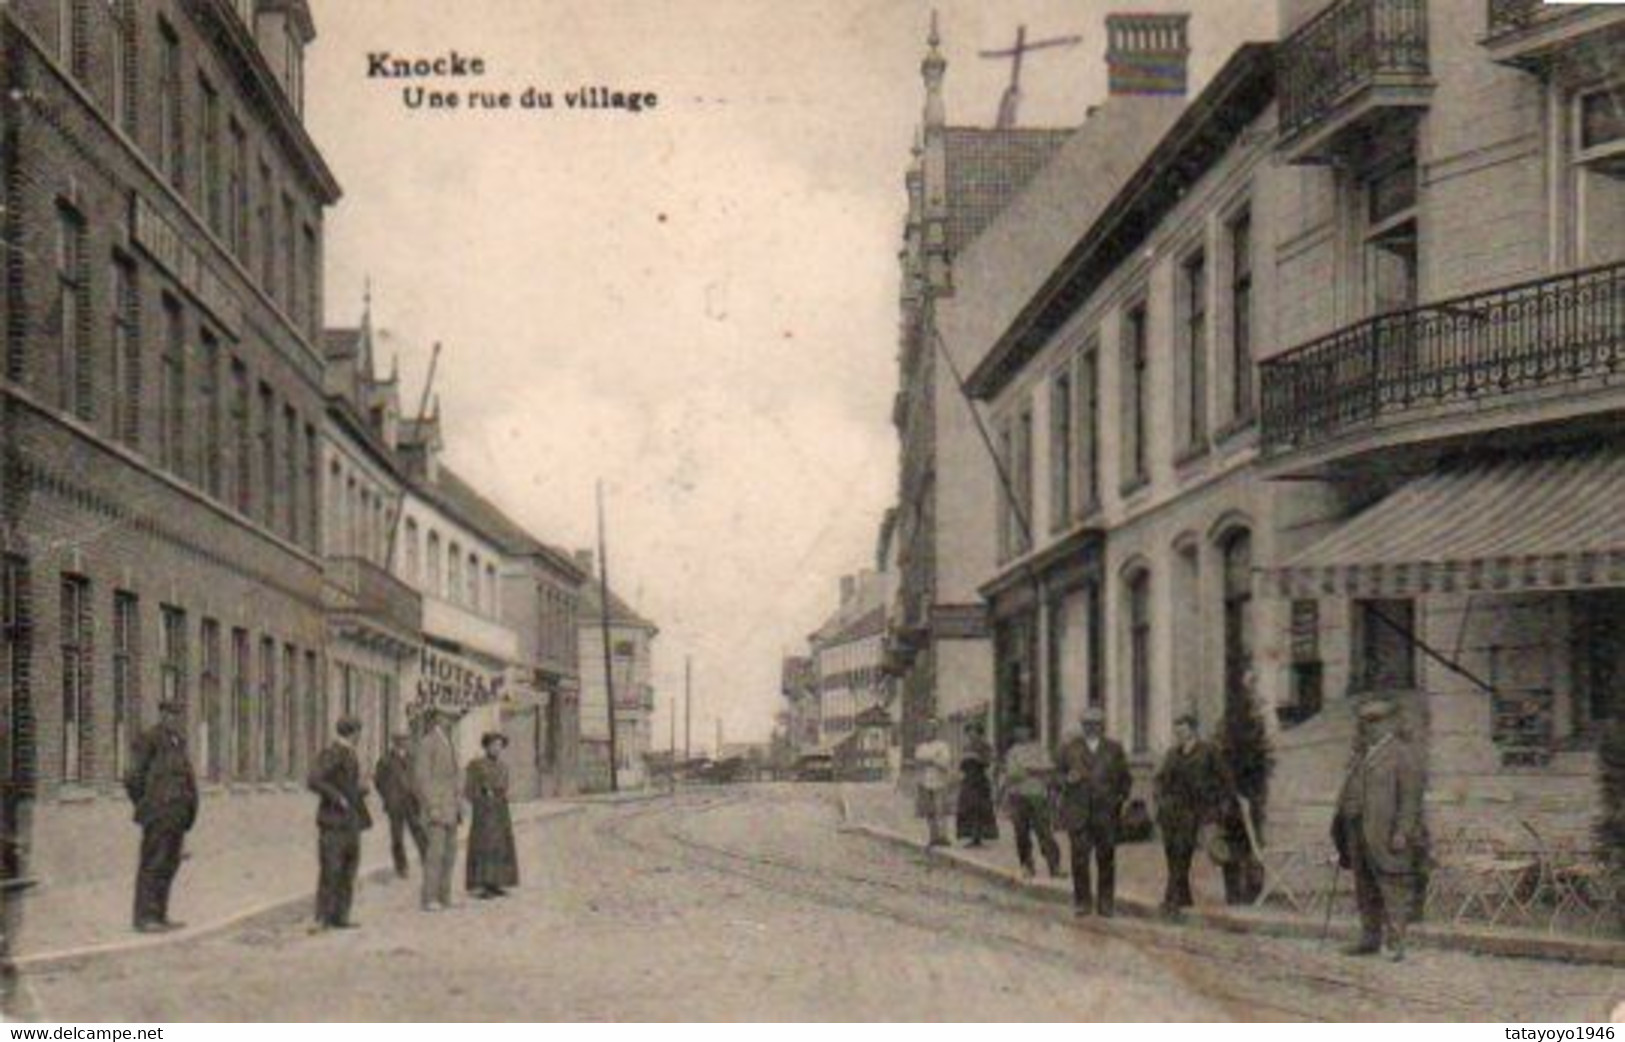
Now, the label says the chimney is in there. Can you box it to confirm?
[575,549,595,577]
[1105,13,1190,97]
[840,575,857,606]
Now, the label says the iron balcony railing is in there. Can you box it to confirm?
[1279,0,1430,140]
[1486,0,1543,36]
[1260,261,1625,455]
[326,556,423,637]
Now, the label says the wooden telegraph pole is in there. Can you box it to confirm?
[596,481,620,793]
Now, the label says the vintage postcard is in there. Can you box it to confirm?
[0,0,1622,1024]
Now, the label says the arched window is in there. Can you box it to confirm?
[448,542,463,604]
[427,531,442,596]
[485,563,498,617]
[1219,528,1254,717]
[1125,568,1152,754]
[466,552,479,608]
[404,518,420,584]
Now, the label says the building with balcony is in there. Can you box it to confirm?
[320,306,420,770]
[574,551,658,792]
[0,0,338,803]
[1255,0,1625,847]
[887,13,1191,763]
[810,570,892,752]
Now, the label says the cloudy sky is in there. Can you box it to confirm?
[306,0,1277,749]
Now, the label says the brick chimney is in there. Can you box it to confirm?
[574,549,595,577]
[1105,13,1190,97]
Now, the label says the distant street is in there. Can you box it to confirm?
[26,787,1619,1022]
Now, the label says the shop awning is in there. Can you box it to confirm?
[1268,447,1625,599]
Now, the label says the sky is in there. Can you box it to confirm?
[305,0,1278,750]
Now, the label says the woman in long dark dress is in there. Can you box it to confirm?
[956,722,1000,847]
[465,732,519,898]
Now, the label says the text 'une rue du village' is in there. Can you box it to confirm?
[367,50,660,114]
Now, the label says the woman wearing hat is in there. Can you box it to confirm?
[464,731,519,898]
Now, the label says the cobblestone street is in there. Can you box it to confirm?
[22,787,1622,1021]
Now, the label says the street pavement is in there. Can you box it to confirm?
[22,786,1622,1022]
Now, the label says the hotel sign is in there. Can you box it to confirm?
[415,647,507,712]
[130,196,243,337]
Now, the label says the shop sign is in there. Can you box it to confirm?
[415,646,506,712]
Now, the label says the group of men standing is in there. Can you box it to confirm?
[915,696,1425,961]
[121,702,517,935]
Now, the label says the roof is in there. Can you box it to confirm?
[942,127,1074,255]
[415,466,585,582]
[934,97,1188,384]
[323,327,363,361]
[1269,446,1625,599]
[578,580,658,633]
[966,43,1276,398]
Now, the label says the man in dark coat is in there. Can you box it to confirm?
[307,716,373,930]
[1054,706,1132,916]
[1153,713,1237,917]
[1333,698,1425,961]
[124,700,199,932]
[374,732,425,878]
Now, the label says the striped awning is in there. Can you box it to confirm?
[1269,447,1625,599]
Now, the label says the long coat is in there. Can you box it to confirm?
[374,750,418,819]
[1053,734,1132,835]
[1335,733,1425,875]
[123,722,198,831]
[308,742,373,833]
[1153,739,1234,838]
[464,756,518,890]
[413,728,462,827]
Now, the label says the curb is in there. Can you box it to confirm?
[14,803,585,974]
[842,808,1625,968]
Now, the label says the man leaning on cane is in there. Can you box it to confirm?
[124,700,198,933]
[1332,697,1425,962]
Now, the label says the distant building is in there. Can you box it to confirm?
[575,551,658,791]
[810,571,891,750]
[778,655,819,752]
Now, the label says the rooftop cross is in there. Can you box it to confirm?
[979,24,1082,129]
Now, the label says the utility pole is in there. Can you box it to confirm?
[596,481,620,793]
[716,717,724,759]
[667,689,677,794]
[683,656,692,763]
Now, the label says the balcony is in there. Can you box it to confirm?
[1483,0,1625,72]
[1260,261,1625,469]
[1277,0,1433,164]
[422,593,519,663]
[324,557,423,651]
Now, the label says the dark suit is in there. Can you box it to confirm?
[1153,739,1235,910]
[123,720,199,927]
[1334,731,1425,951]
[1054,733,1132,913]
[308,741,373,927]
[374,750,426,877]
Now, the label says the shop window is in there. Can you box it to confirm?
[1278,599,1325,728]
[1127,570,1152,754]
[1572,590,1625,735]
[1351,599,1416,694]
[1221,530,1255,719]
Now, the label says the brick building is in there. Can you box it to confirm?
[0,0,338,816]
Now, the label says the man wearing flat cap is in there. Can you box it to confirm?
[1332,697,1425,961]
[1055,706,1132,916]
[124,699,199,932]
[308,716,372,930]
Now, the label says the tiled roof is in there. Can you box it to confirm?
[943,127,1074,255]
[418,466,584,581]
[579,580,657,633]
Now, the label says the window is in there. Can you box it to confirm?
[109,253,139,446]
[159,20,183,190]
[110,0,135,135]
[1121,304,1150,488]
[259,636,276,779]
[1049,367,1072,532]
[200,618,222,781]
[303,225,320,341]
[58,0,82,75]
[485,564,498,616]
[285,27,305,114]
[160,297,186,477]
[303,425,319,551]
[467,553,479,608]
[1013,406,1033,555]
[1352,599,1416,694]
[56,205,88,420]
[404,520,420,583]
[1227,209,1255,423]
[230,359,251,515]
[160,604,187,720]
[996,420,1013,560]
[427,532,442,595]
[112,592,139,779]
[228,121,248,257]
[281,644,297,780]
[1220,530,1254,720]
[200,77,222,234]
[199,330,221,497]
[1127,570,1151,755]
[282,195,298,318]
[258,162,275,297]
[1570,83,1625,266]
[283,406,299,540]
[1363,159,1419,316]
[1179,250,1208,453]
[258,383,275,528]
[232,627,251,779]
[304,650,322,773]
[2,557,33,797]
[1076,341,1100,512]
[60,575,91,783]
[448,543,463,604]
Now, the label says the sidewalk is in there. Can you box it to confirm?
[11,790,581,970]
[840,782,1625,967]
